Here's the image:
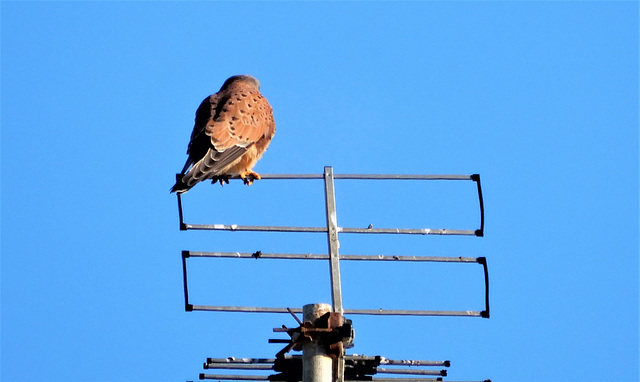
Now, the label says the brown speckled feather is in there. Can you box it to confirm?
[171,75,276,193]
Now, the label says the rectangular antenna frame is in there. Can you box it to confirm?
[177,172,484,237]
[181,250,490,318]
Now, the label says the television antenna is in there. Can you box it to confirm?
[176,166,491,382]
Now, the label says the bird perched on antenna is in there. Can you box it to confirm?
[171,75,276,193]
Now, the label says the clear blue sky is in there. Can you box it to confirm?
[2,2,638,381]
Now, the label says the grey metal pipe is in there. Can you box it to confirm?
[203,364,272,370]
[186,251,479,263]
[221,173,475,181]
[302,303,333,382]
[376,368,446,376]
[188,305,483,317]
[199,374,268,380]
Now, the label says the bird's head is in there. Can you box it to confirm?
[220,75,260,91]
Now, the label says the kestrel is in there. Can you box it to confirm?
[171,75,276,193]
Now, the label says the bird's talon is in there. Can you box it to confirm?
[211,176,230,186]
[240,171,261,186]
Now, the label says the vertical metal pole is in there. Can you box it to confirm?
[302,303,333,382]
[323,166,343,314]
[323,167,345,382]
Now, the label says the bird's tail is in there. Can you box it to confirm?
[170,174,191,194]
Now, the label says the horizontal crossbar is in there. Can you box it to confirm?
[228,174,476,181]
[188,305,486,317]
[204,356,450,367]
[182,224,479,236]
[198,376,452,382]
[186,251,481,263]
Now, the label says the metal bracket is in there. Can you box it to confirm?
[271,312,354,359]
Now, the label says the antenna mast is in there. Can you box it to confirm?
[177,166,491,382]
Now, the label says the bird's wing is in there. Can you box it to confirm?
[179,94,217,174]
[207,86,273,152]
